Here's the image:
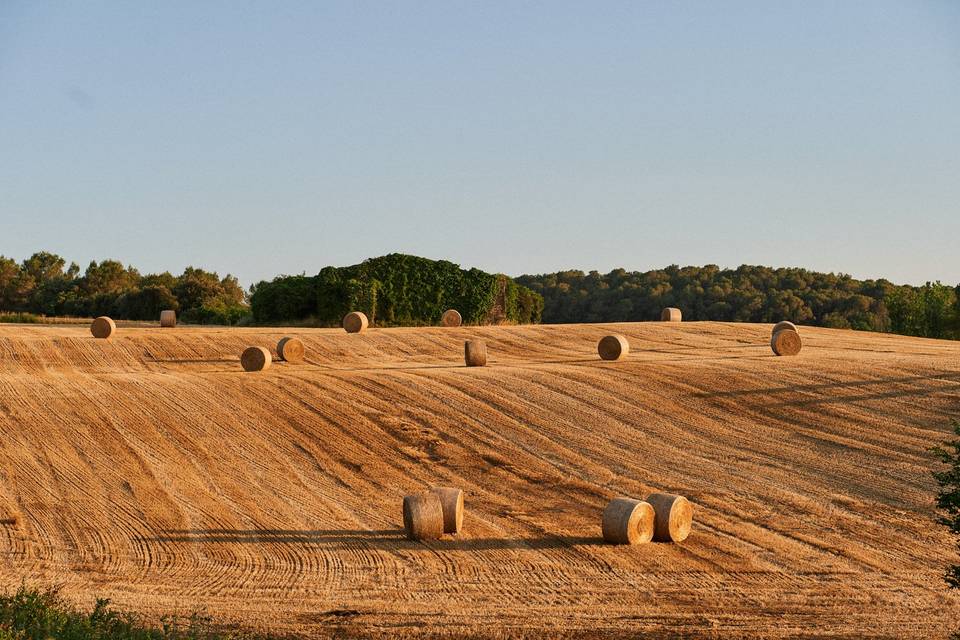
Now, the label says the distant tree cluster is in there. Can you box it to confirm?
[516,265,960,340]
[250,253,544,326]
[0,251,248,324]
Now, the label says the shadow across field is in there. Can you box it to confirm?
[149,528,605,550]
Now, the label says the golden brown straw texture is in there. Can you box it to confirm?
[240,346,272,372]
[430,486,464,534]
[646,493,693,542]
[343,311,369,334]
[771,329,802,356]
[661,307,682,322]
[90,316,116,340]
[159,310,176,328]
[772,321,798,336]
[601,497,655,545]
[441,309,462,327]
[464,340,487,367]
[402,492,445,541]
[276,337,305,363]
[597,334,629,361]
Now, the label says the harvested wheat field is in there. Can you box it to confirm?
[1,322,959,638]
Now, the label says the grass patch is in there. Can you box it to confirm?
[0,584,279,639]
[0,313,40,324]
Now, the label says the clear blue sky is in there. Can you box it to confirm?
[1,1,958,286]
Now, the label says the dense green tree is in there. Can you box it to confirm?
[933,420,960,597]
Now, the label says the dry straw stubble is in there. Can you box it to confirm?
[597,334,629,361]
[464,340,487,367]
[343,312,369,334]
[441,309,462,327]
[646,492,693,542]
[277,337,305,363]
[90,316,116,340]
[240,346,272,372]
[402,492,445,541]
[771,329,802,356]
[601,497,655,545]
[430,486,464,534]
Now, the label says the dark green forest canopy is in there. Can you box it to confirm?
[250,253,543,326]
[516,265,960,339]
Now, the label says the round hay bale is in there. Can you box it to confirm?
[277,337,305,363]
[402,492,445,541]
[661,307,682,322]
[772,320,798,336]
[240,346,272,372]
[771,328,802,356]
[441,309,462,327]
[601,497,655,545]
[343,311,369,334]
[646,493,693,543]
[464,339,487,367]
[598,334,629,361]
[90,316,116,340]
[159,310,176,328]
[430,486,464,534]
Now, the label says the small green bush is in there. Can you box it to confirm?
[0,584,277,640]
[0,313,40,324]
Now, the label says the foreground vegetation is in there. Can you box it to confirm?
[517,265,960,339]
[0,585,277,640]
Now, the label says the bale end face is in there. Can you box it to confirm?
[441,309,462,327]
[661,307,682,322]
[240,346,272,372]
[277,337,305,363]
[646,493,693,543]
[598,334,629,361]
[402,493,445,541]
[464,340,487,367]
[90,316,116,340]
[772,320,798,336]
[771,329,802,356]
[602,497,655,545]
[343,311,369,333]
[431,486,464,534]
[159,310,176,328]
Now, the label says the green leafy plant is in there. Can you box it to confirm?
[933,419,960,591]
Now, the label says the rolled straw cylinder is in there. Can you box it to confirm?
[772,321,798,336]
[464,340,487,367]
[601,497,655,545]
[441,309,462,327]
[343,311,369,334]
[431,486,464,534]
[159,310,176,328]
[771,329,802,356]
[597,335,629,361]
[646,493,693,542]
[277,337,305,363]
[402,492,445,541]
[90,316,116,340]
[661,307,682,322]
[240,346,272,372]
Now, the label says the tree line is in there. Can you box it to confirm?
[516,265,960,340]
[0,251,248,325]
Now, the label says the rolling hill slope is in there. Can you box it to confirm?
[0,322,958,638]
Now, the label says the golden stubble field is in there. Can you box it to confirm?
[0,321,959,638]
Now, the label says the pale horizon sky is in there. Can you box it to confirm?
[1,1,958,287]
